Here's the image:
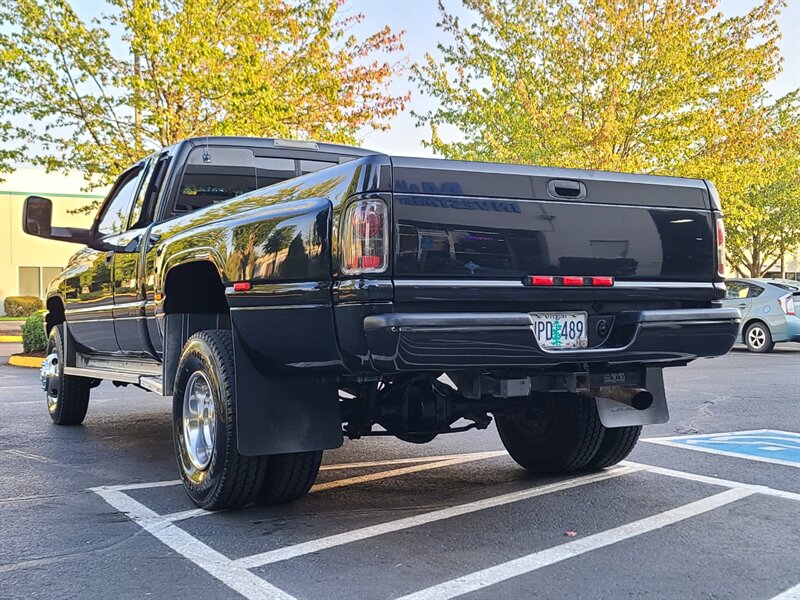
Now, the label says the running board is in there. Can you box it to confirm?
[138,376,164,395]
[64,353,165,395]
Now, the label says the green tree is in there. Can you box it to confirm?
[723,95,800,276]
[0,32,23,179]
[0,0,407,188]
[414,0,800,276]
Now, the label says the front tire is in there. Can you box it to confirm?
[496,392,605,474]
[173,329,268,510]
[744,322,774,353]
[44,325,90,425]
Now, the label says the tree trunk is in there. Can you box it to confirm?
[779,234,786,279]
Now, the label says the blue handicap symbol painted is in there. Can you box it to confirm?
[649,430,800,466]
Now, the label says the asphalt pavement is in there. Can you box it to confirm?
[1,345,798,600]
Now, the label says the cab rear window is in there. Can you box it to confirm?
[173,147,338,215]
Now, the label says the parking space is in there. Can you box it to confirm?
[1,346,799,599]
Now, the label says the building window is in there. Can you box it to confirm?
[765,271,799,282]
[18,266,63,298]
[18,267,40,297]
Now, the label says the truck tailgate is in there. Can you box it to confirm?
[392,159,716,284]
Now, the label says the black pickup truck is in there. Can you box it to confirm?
[23,136,740,510]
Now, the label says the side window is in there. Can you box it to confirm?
[747,284,765,298]
[96,169,143,236]
[725,281,746,299]
[128,157,156,229]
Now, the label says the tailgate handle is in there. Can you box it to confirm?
[548,179,586,199]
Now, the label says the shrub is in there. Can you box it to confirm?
[22,311,47,354]
[4,295,44,317]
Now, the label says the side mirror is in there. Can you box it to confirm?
[22,196,53,237]
[22,195,93,245]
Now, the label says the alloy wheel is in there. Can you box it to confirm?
[182,371,217,471]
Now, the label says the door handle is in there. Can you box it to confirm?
[548,179,586,199]
[738,303,747,308]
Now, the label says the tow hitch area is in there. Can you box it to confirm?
[341,367,669,442]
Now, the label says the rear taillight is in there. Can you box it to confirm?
[778,293,796,316]
[716,217,726,277]
[341,199,388,275]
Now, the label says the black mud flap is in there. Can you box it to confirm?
[595,367,670,428]
[231,325,343,456]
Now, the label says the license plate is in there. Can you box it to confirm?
[530,312,588,350]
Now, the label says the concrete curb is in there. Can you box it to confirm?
[0,335,23,343]
[8,355,42,368]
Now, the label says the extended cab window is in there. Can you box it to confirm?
[174,147,294,215]
[96,168,143,236]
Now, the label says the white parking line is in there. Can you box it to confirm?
[310,451,506,493]
[153,452,510,522]
[90,452,794,600]
[3,449,60,464]
[232,466,635,569]
[101,451,506,496]
[623,461,800,502]
[94,479,181,492]
[396,488,754,600]
[771,582,800,600]
[160,507,211,522]
[95,488,297,600]
[318,454,499,471]
[2,399,43,404]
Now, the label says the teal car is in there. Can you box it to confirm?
[723,278,800,352]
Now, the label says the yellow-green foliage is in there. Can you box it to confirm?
[0,0,408,199]
[4,295,44,317]
[414,0,800,276]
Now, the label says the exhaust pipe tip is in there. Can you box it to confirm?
[596,386,654,411]
[630,390,654,410]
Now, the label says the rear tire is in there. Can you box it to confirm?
[584,425,642,470]
[45,325,90,425]
[744,322,774,353]
[496,392,605,474]
[173,329,268,510]
[256,450,323,505]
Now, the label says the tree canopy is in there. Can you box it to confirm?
[414,0,800,276]
[0,0,408,186]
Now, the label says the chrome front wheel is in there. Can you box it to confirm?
[182,371,217,471]
[41,352,60,415]
[45,325,90,425]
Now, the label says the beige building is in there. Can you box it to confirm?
[0,168,106,314]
